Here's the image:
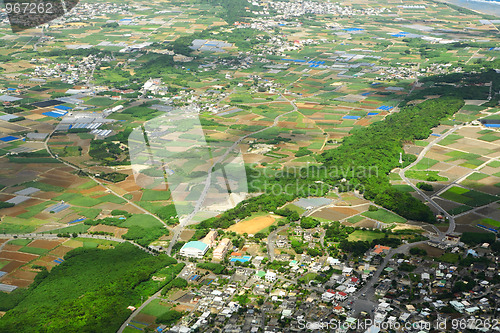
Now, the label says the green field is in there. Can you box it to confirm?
[140,299,171,317]
[19,246,49,255]
[362,209,406,223]
[347,230,386,242]
[440,186,499,207]
[141,189,171,201]
[0,216,48,233]
[86,97,115,106]
[476,218,500,228]
[346,215,364,224]
[392,185,415,193]
[438,253,460,264]
[7,238,32,246]
[411,158,439,170]
[405,170,448,182]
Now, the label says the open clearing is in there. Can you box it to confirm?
[227,214,277,234]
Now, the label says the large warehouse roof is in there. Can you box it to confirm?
[181,241,209,252]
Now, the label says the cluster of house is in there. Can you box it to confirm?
[30,54,111,85]
[46,2,132,29]
[266,0,387,18]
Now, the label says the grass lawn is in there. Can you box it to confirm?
[362,209,406,223]
[441,186,499,207]
[411,158,439,170]
[121,214,164,229]
[19,246,49,255]
[86,97,115,107]
[392,185,415,193]
[0,216,48,233]
[438,253,460,264]
[466,173,488,181]
[76,181,98,190]
[389,173,401,180]
[346,215,364,224]
[477,218,500,228]
[7,238,32,246]
[298,272,318,284]
[347,230,386,242]
[284,204,306,215]
[140,299,171,317]
[42,224,91,234]
[141,189,171,201]
[405,170,448,182]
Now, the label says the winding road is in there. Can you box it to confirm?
[398,125,461,237]
[166,93,299,255]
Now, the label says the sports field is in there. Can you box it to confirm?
[227,214,277,234]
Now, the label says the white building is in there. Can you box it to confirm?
[180,241,209,258]
[213,238,232,260]
[265,271,277,282]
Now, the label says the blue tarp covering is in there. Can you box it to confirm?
[0,136,19,142]
[281,58,307,63]
[342,115,360,120]
[54,105,72,111]
[42,110,68,118]
[68,217,86,224]
[367,112,379,115]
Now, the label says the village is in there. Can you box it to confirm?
[153,226,500,333]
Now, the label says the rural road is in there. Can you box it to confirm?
[43,125,169,229]
[267,225,288,261]
[351,240,427,315]
[166,93,299,255]
[117,289,163,333]
[398,125,461,236]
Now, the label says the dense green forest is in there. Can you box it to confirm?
[318,97,464,222]
[195,97,463,233]
[0,243,180,332]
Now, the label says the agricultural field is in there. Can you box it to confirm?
[0,236,118,290]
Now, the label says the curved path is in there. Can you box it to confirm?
[167,93,299,254]
[398,125,462,237]
[43,128,168,229]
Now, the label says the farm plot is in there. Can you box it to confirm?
[440,186,499,207]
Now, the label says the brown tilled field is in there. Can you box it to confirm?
[227,215,277,234]
[27,239,64,250]
[0,251,38,262]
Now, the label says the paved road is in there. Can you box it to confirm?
[267,226,288,261]
[398,125,461,236]
[43,129,169,229]
[351,240,427,315]
[117,289,163,333]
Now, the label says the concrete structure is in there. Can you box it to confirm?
[213,238,232,260]
[180,241,209,258]
[265,271,277,282]
[202,230,218,247]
